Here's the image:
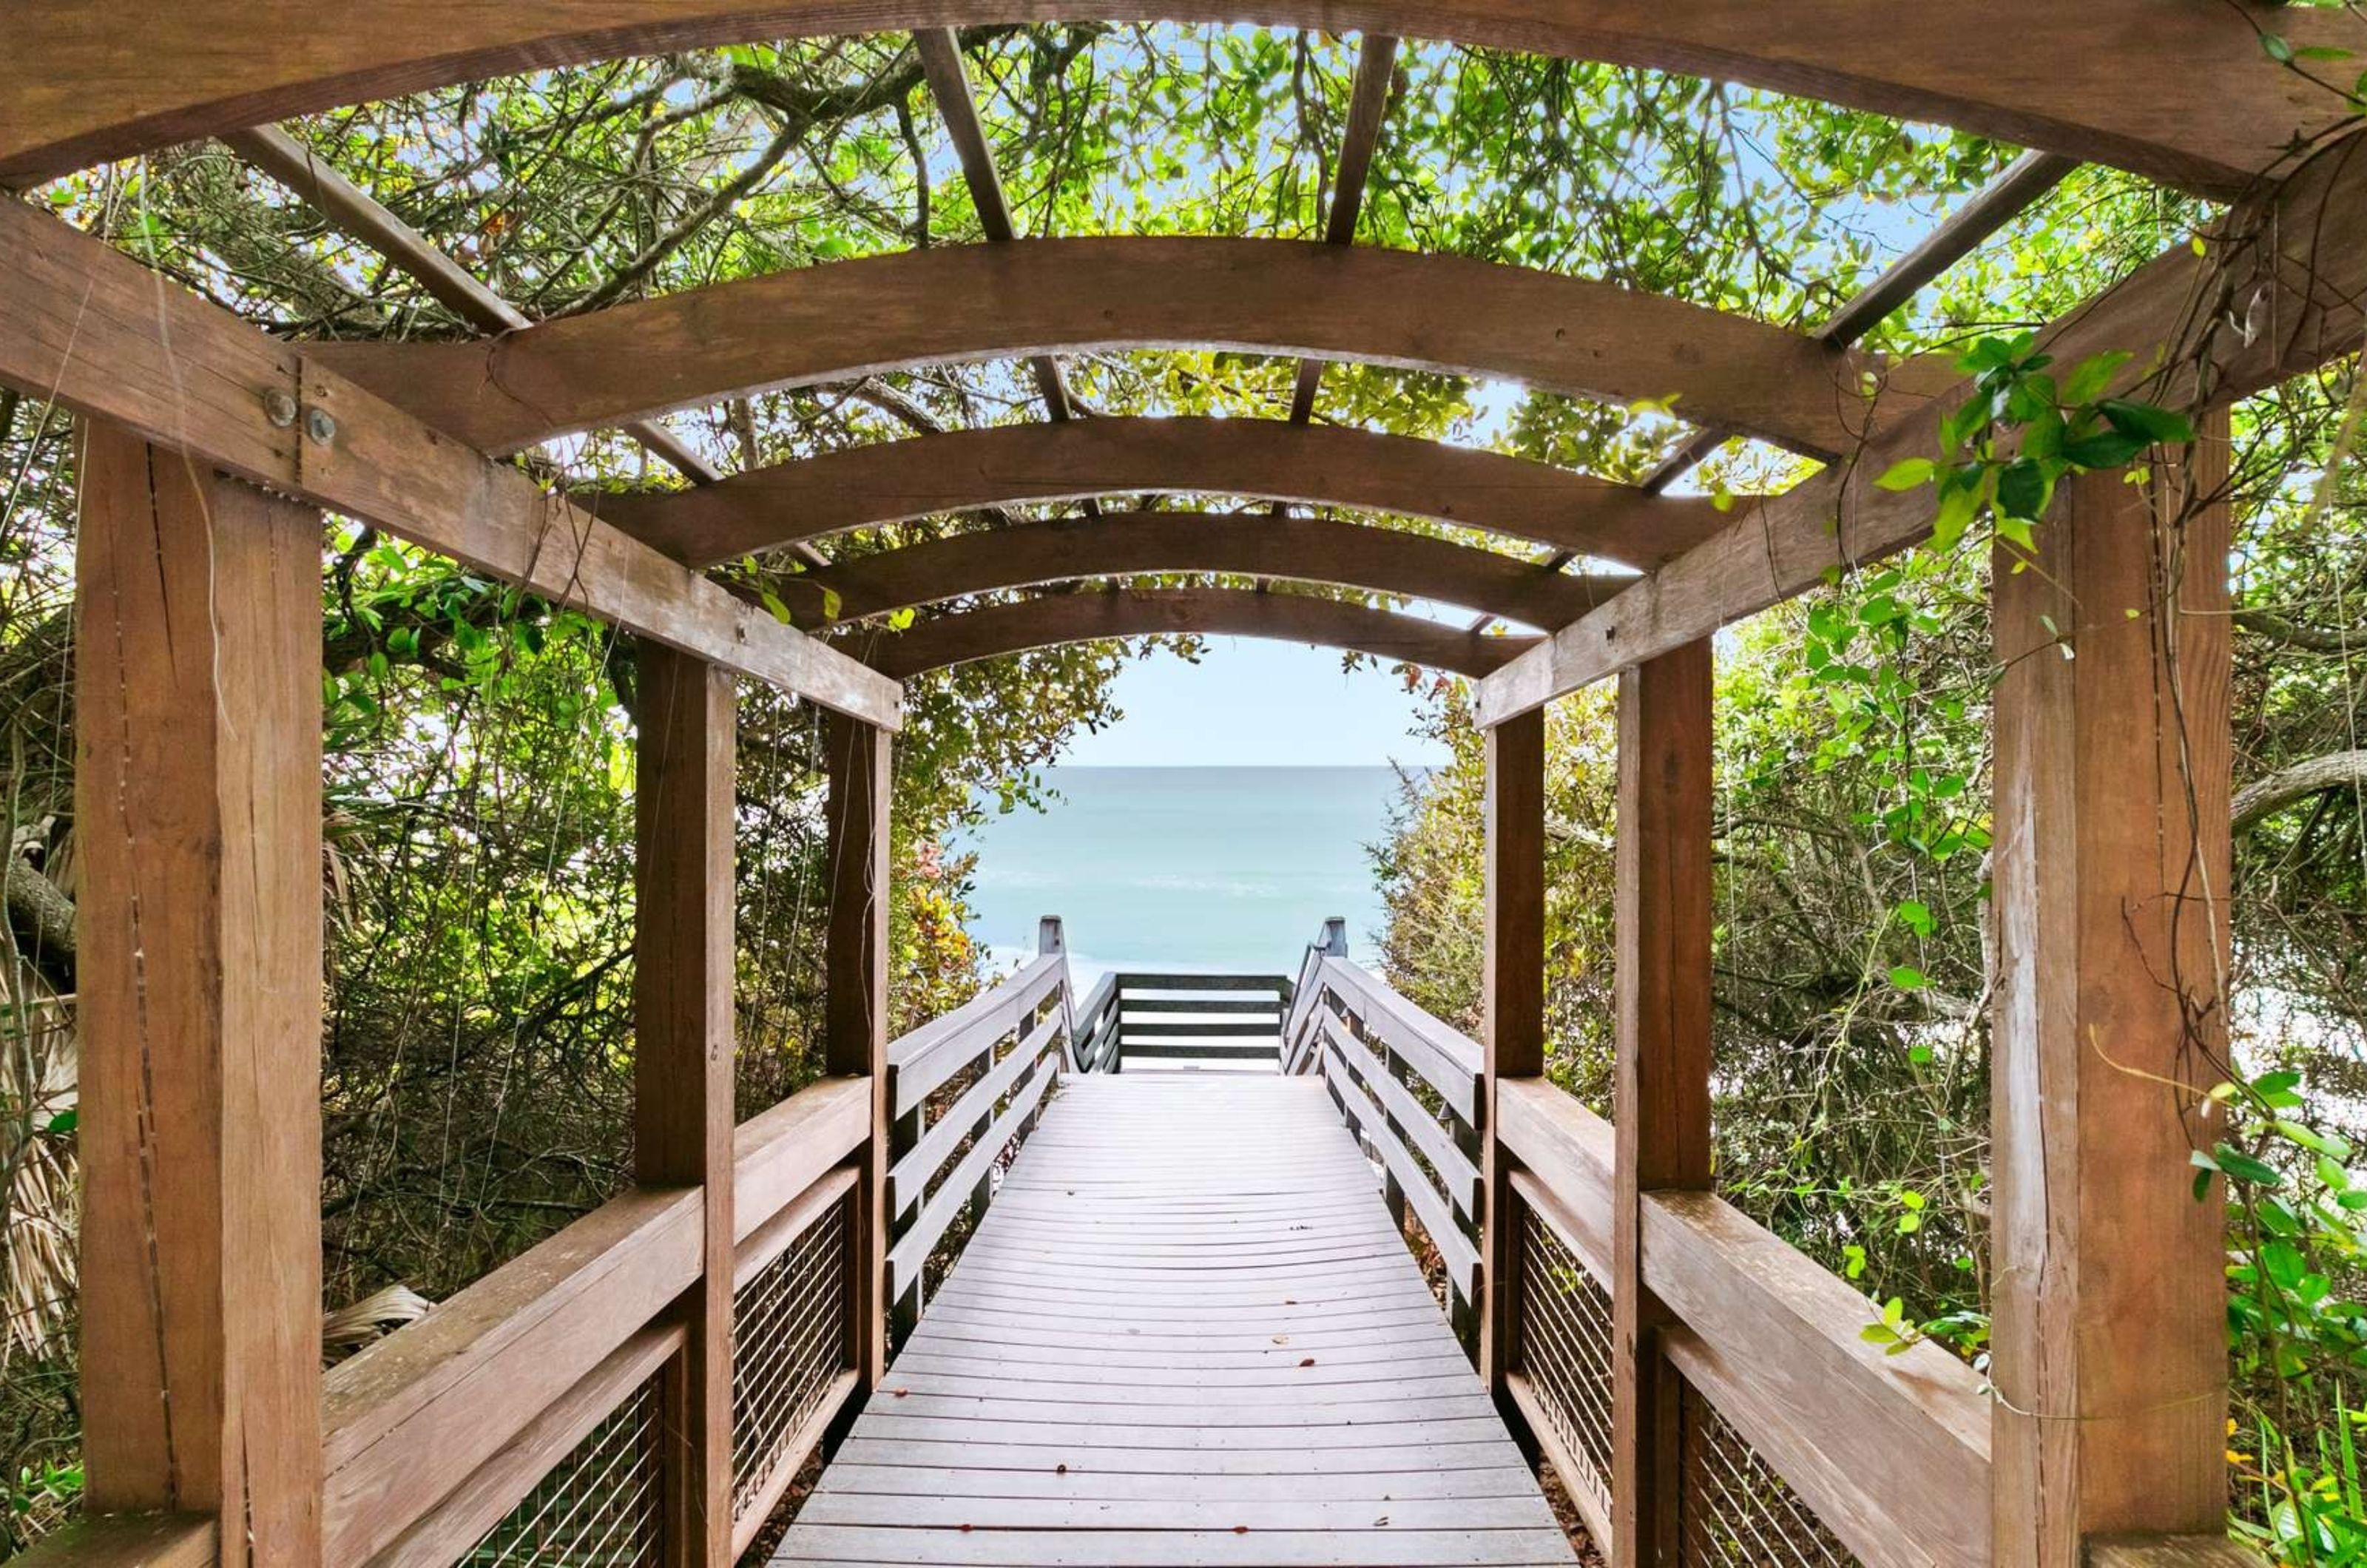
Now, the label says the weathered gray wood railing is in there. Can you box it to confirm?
[1094,971,1293,1067]
[881,921,1073,1346]
[1284,933,1485,1345]
[1282,919,1989,1568]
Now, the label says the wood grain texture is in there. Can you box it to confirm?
[1481,708,1545,1396]
[1611,638,1712,1568]
[1644,1192,1990,1568]
[310,237,1912,458]
[789,511,1621,629]
[774,1075,1579,1567]
[733,1076,871,1246]
[1989,416,2235,1564]
[824,713,894,1388]
[1286,31,1399,423]
[366,1325,683,1568]
[1496,1081,1615,1282]
[591,416,1722,570]
[319,1188,702,1564]
[2,1,2347,192]
[0,198,897,726]
[4,1513,216,1568]
[848,587,1539,680]
[74,430,323,1567]
[633,648,738,1568]
[1474,132,2367,724]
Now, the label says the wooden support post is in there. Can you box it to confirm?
[1612,639,1714,1568]
[634,647,737,1568]
[1990,414,2233,1566]
[825,712,894,1387]
[1480,709,1545,1397]
[74,422,324,1567]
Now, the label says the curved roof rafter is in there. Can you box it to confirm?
[587,416,1726,570]
[0,1,2341,194]
[845,585,1538,679]
[777,508,1630,629]
[309,237,1936,459]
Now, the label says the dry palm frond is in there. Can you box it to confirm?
[321,1283,435,1365]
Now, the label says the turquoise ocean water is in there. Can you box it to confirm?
[956,766,1407,980]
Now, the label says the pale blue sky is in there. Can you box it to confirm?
[1061,638,1453,768]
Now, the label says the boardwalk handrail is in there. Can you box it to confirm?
[881,926,1074,1344]
[1279,919,1992,1568]
[1284,930,1485,1342]
[315,1072,870,1565]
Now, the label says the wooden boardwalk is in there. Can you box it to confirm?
[776,1074,1578,1567]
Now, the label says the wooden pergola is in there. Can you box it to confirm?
[3,4,2363,1567]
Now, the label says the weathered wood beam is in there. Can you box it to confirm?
[224,122,723,485]
[847,586,1539,678]
[1610,638,1713,1568]
[320,1189,703,1564]
[781,510,1627,629]
[1473,133,2367,724]
[0,197,900,727]
[1470,146,2080,636]
[633,647,737,1568]
[308,237,1938,459]
[2,1,2348,195]
[75,425,325,1568]
[1286,33,1399,424]
[913,28,1077,426]
[1645,1194,1991,1568]
[824,712,894,1390]
[1990,414,2235,1564]
[592,415,1723,569]
[1478,706,1544,1401]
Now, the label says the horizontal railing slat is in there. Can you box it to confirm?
[888,1047,1061,1295]
[888,1011,1061,1223]
[734,1074,871,1246]
[889,953,1064,1109]
[1118,973,1291,993]
[1118,1021,1283,1039]
[368,1322,683,1568]
[1309,958,1481,1123]
[1119,1042,1283,1060]
[320,1186,703,1564]
[1326,1040,1479,1302]
[1643,1190,1990,1568]
[736,1165,862,1290]
[1322,1014,1481,1220]
[1495,1076,1614,1276]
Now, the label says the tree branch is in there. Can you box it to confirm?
[2235,748,2367,834]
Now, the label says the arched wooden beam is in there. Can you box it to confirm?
[310,237,1925,459]
[787,510,1628,629]
[848,587,1538,679]
[593,416,1723,569]
[1,3,2346,195]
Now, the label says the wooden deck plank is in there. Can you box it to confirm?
[775,1075,1576,1567]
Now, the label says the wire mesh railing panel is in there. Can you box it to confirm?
[1516,1204,1615,1521]
[732,1188,854,1521]
[1678,1376,1857,1568]
[464,1375,661,1567]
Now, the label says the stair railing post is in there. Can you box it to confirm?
[825,712,894,1387]
[1610,639,1715,1568]
[74,422,325,1566]
[1480,709,1545,1399]
[633,646,737,1568]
